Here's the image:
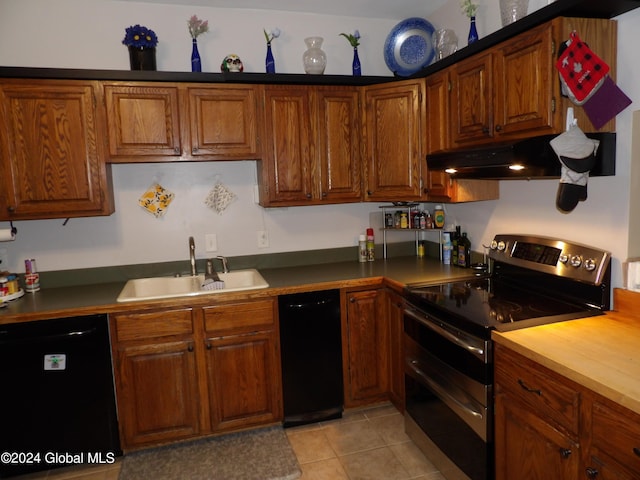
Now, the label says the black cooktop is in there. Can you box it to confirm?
[405,275,602,338]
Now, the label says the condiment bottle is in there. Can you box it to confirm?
[442,232,452,265]
[434,205,445,228]
[400,212,408,229]
[358,234,367,263]
[457,232,471,268]
[366,228,375,261]
[451,226,461,267]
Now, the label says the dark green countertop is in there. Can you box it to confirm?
[0,256,478,324]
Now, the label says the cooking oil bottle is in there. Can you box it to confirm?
[457,232,471,268]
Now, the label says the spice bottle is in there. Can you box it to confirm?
[366,228,375,261]
[457,232,471,268]
[358,234,367,263]
[434,205,445,228]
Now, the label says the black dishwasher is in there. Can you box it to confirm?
[279,290,343,427]
[0,314,121,478]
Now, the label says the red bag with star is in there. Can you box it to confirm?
[555,31,609,105]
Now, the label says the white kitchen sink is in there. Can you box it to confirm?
[116,269,269,302]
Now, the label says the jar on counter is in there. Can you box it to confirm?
[400,212,408,229]
[434,205,445,229]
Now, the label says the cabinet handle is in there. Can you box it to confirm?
[495,124,503,132]
[7,206,15,213]
[206,342,212,350]
[306,193,312,199]
[482,126,490,135]
[367,190,373,196]
[174,147,180,154]
[585,467,599,479]
[559,448,572,459]
[633,447,640,458]
[517,379,542,396]
[192,146,199,154]
[187,344,194,352]
[350,297,356,303]
[321,192,327,197]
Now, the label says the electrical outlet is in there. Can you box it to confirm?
[205,234,218,252]
[0,249,7,269]
[257,230,269,248]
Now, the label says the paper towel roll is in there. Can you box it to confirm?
[0,228,16,242]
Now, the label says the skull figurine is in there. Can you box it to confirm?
[221,54,244,72]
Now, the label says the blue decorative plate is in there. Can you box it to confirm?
[384,17,436,77]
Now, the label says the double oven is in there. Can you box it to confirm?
[403,234,611,480]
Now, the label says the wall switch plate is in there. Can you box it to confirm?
[257,230,269,248]
[205,234,218,252]
[0,249,7,268]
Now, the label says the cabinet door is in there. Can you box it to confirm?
[206,330,282,432]
[315,87,362,203]
[259,86,313,205]
[386,289,404,412]
[115,340,200,448]
[0,80,113,220]
[450,52,494,146]
[494,23,557,138]
[344,289,389,406]
[363,80,424,201]
[104,83,182,160]
[494,392,579,480]
[186,84,261,160]
[425,69,451,155]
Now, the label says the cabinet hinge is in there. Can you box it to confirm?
[551,97,556,113]
[551,39,556,57]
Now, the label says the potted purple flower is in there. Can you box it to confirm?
[122,24,158,70]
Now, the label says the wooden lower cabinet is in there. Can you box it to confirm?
[343,287,389,407]
[111,308,200,449]
[203,299,282,433]
[495,343,640,480]
[111,298,282,450]
[386,289,405,412]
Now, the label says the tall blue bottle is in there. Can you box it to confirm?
[265,43,275,73]
[191,38,202,72]
[352,48,361,76]
[468,16,479,45]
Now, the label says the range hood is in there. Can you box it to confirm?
[426,133,616,179]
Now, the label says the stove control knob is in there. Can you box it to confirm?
[490,240,498,250]
[570,255,583,268]
[584,258,597,271]
[559,254,569,264]
[497,240,506,251]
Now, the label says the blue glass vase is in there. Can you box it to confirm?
[468,16,479,45]
[265,43,275,74]
[191,38,201,72]
[352,47,361,76]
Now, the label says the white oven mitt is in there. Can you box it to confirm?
[550,125,599,213]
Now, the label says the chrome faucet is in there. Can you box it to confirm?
[189,236,197,276]
[216,256,230,273]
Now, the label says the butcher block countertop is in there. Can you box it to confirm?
[492,288,640,415]
[0,256,476,325]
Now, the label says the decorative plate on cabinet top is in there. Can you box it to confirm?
[384,17,436,77]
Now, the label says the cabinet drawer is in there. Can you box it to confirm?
[204,299,275,334]
[591,400,640,472]
[113,308,194,342]
[495,345,580,434]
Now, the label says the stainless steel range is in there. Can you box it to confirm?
[403,234,611,480]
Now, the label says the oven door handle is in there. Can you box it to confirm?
[404,307,485,358]
[408,358,484,421]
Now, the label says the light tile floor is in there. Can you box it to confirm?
[12,404,444,480]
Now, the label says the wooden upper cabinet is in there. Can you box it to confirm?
[0,79,114,220]
[315,87,362,203]
[104,82,261,162]
[363,79,424,202]
[104,83,182,159]
[494,22,557,137]
[186,84,261,159]
[258,85,361,206]
[450,52,494,146]
[425,69,452,155]
[259,85,313,205]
